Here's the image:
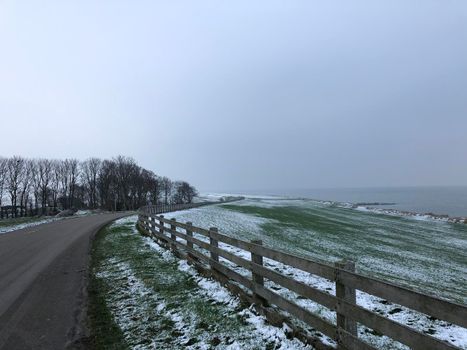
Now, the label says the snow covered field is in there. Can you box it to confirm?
[94,198,466,349]
[161,198,467,349]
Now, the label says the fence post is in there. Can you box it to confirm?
[251,240,267,306]
[209,227,219,269]
[146,215,152,235]
[186,221,193,251]
[335,260,357,347]
[170,218,177,251]
[159,215,165,244]
[140,214,145,229]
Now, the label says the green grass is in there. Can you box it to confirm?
[88,225,128,350]
[219,202,467,304]
[87,217,296,349]
[88,203,467,349]
[0,216,49,228]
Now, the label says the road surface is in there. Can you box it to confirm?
[0,213,129,350]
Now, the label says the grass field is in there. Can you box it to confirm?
[90,216,311,349]
[91,198,467,349]
[162,198,467,349]
[167,199,467,303]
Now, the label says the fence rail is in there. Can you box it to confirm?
[138,206,466,350]
[139,202,214,214]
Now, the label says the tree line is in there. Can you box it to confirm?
[0,155,197,218]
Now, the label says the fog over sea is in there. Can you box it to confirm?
[242,186,467,218]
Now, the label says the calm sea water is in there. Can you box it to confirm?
[248,187,467,218]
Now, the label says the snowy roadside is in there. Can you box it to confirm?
[94,215,313,349]
[0,210,99,235]
[0,217,62,234]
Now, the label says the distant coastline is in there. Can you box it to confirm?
[211,186,467,224]
[332,200,467,224]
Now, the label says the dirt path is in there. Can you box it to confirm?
[0,213,129,350]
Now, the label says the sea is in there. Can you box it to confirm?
[241,186,467,218]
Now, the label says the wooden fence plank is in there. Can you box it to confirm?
[250,262,337,310]
[253,283,338,340]
[335,260,357,349]
[251,239,266,306]
[337,269,467,329]
[337,299,459,350]
[337,329,377,350]
[153,225,337,313]
[170,218,177,252]
[186,221,193,250]
[209,227,219,264]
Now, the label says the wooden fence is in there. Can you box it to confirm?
[138,205,467,350]
[139,202,214,215]
[139,196,243,215]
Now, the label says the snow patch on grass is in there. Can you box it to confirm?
[162,204,274,238]
[112,214,139,227]
[0,217,61,234]
[178,260,240,309]
[143,235,313,349]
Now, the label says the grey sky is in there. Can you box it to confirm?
[1,1,466,192]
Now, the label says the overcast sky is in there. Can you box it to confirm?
[1,1,466,192]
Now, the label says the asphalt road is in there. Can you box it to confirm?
[0,213,130,350]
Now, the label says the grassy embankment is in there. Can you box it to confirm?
[87,201,467,349]
[159,201,466,348]
[87,216,304,350]
[0,216,48,228]
[218,202,467,304]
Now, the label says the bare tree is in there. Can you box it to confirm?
[150,173,162,205]
[37,159,52,215]
[67,159,79,209]
[7,156,25,217]
[173,181,198,204]
[0,155,197,216]
[50,160,61,212]
[95,159,116,210]
[57,159,79,209]
[114,156,138,210]
[81,158,101,209]
[30,159,40,214]
[0,157,7,217]
[58,160,70,209]
[161,177,173,205]
[131,168,155,209]
[19,159,33,216]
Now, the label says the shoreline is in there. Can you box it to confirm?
[315,198,467,225]
[206,192,467,225]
